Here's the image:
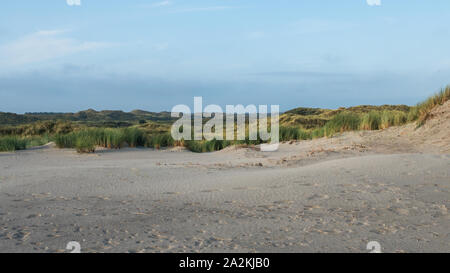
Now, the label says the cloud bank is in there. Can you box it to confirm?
[0,30,110,67]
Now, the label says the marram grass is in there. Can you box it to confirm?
[5,86,450,153]
[416,86,450,126]
[0,135,49,152]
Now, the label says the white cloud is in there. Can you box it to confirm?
[67,0,81,6]
[367,0,381,6]
[151,1,172,7]
[0,30,110,66]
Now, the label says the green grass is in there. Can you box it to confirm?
[3,86,449,153]
[145,133,175,149]
[54,133,77,148]
[311,128,325,139]
[322,113,361,137]
[75,133,96,153]
[26,135,50,148]
[360,111,381,130]
[50,85,449,152]
[0,136,28,152]
[122,128,146,148]
[0,135,50,152]
[415,86,450,125]
[185,139,233,153]
[380,110,407,129]
[280,127,311,141]
[54,128,177,153]
[314,109,410,137]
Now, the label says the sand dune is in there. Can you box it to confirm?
[0,102,449,253]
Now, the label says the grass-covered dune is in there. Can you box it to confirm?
[0,109,175,127]
[279,86,449,140]
[1,86,448,153]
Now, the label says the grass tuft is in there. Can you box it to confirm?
[0,135,49,152]
[4,86,450,153]
[416,86,450,125]
[280,127,311,141]
[0,136,28,152]
[323,113,361,137]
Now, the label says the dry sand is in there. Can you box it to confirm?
[0,102,449,253]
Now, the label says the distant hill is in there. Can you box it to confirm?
[0,109,175,126]
[0,112,39,125]
[1,105,412,132]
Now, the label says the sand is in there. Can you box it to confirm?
[0,102,449,253]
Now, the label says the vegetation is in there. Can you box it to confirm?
[185,139,232,153]
[0,109,175,126]
[75,133,96,153]
[323,113,361,137]
[1,86,448,153]
[0,135,49,152]
[279,127,311,141]
[415,86,450,126]
[280,104,411,130]
[0,136,28,152]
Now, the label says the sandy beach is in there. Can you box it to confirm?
[1,102,449,253]
[2,1,450,256]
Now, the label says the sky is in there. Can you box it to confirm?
[1,0,450,113]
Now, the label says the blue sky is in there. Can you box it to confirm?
[1,0,450,113]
